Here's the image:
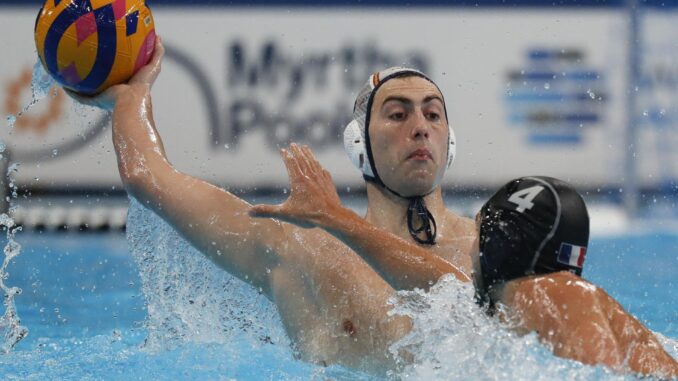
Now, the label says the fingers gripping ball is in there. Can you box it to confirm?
[34,0,156,95]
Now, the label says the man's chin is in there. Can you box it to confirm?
[390,176,438,197]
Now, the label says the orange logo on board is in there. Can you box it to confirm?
[4,66,64,134]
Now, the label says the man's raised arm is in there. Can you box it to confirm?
[71,37,287,296]
[250,144,470,290]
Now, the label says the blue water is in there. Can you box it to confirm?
[0,227,676,380]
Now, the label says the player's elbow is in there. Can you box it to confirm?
[119,164,143,194]
[118,163,160,206]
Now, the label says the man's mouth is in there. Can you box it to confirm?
[407,148,433,161]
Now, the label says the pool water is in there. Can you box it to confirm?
[0,204,677,380]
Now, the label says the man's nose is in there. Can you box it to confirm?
[410,109,430,139]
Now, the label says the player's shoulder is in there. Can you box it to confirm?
[509,271,601,307]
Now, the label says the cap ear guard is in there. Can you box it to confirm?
[343,119,375,177]
[343,120,457,176]
[446,124,456,168]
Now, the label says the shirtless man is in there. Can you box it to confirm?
[251,146,678,378]
[71,37,475,374]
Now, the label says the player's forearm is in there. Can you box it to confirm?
[111,86,169,196]
[321,206,470,290]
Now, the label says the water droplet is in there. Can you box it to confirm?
[543,83,550,90]
[52,149,58,157]
[6,115,16,129]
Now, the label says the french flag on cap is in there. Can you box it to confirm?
[557,243,587,268]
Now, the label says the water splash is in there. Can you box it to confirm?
[125,197,288,351]
[389,275,635,381]
[0,60,51,353]
[5,61,55,129]
[0,160,27,354]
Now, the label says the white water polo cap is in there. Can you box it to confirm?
[343,67,456,245]
[343,67,457,180]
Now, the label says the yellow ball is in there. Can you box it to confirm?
[34,0,156,95]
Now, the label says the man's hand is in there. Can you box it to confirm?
[65,35,165,110]
[250,143,343,229]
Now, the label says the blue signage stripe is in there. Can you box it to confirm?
[508,113,600,124]
[43,0,92,86]
[509,71,602,81]
[506,93,606,102]
[506,93,565,101]
[77,4,117,93]
[528,134,582,144]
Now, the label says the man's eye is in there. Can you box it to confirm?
[427,112,440,121]
[390,112,406,121]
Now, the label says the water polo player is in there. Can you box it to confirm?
[252,147,678,378]
[70,36,479,374]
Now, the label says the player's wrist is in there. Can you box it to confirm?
[114,84,149,108]
[322,204,359,233]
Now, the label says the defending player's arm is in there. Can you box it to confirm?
[71,37,287,296]
[250,144,470,290]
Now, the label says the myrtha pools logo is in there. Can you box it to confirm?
[504,48,608,145]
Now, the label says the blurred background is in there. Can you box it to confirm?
[0,2,677,376]
[1,0,677,231]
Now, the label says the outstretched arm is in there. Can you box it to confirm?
[250,144,470,290]
[70,37,287,296]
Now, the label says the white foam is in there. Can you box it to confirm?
[389,275,633,381]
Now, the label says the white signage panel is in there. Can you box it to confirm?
[0,7,659,190]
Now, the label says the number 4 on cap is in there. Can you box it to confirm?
[508,185,545,213]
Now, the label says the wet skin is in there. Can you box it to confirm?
[79,36,477,375]
[263,160,678,378]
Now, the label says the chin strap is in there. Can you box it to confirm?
[364,174,438,245]
[407,197,437,245]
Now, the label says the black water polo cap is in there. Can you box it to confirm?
[478,176,590,297]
